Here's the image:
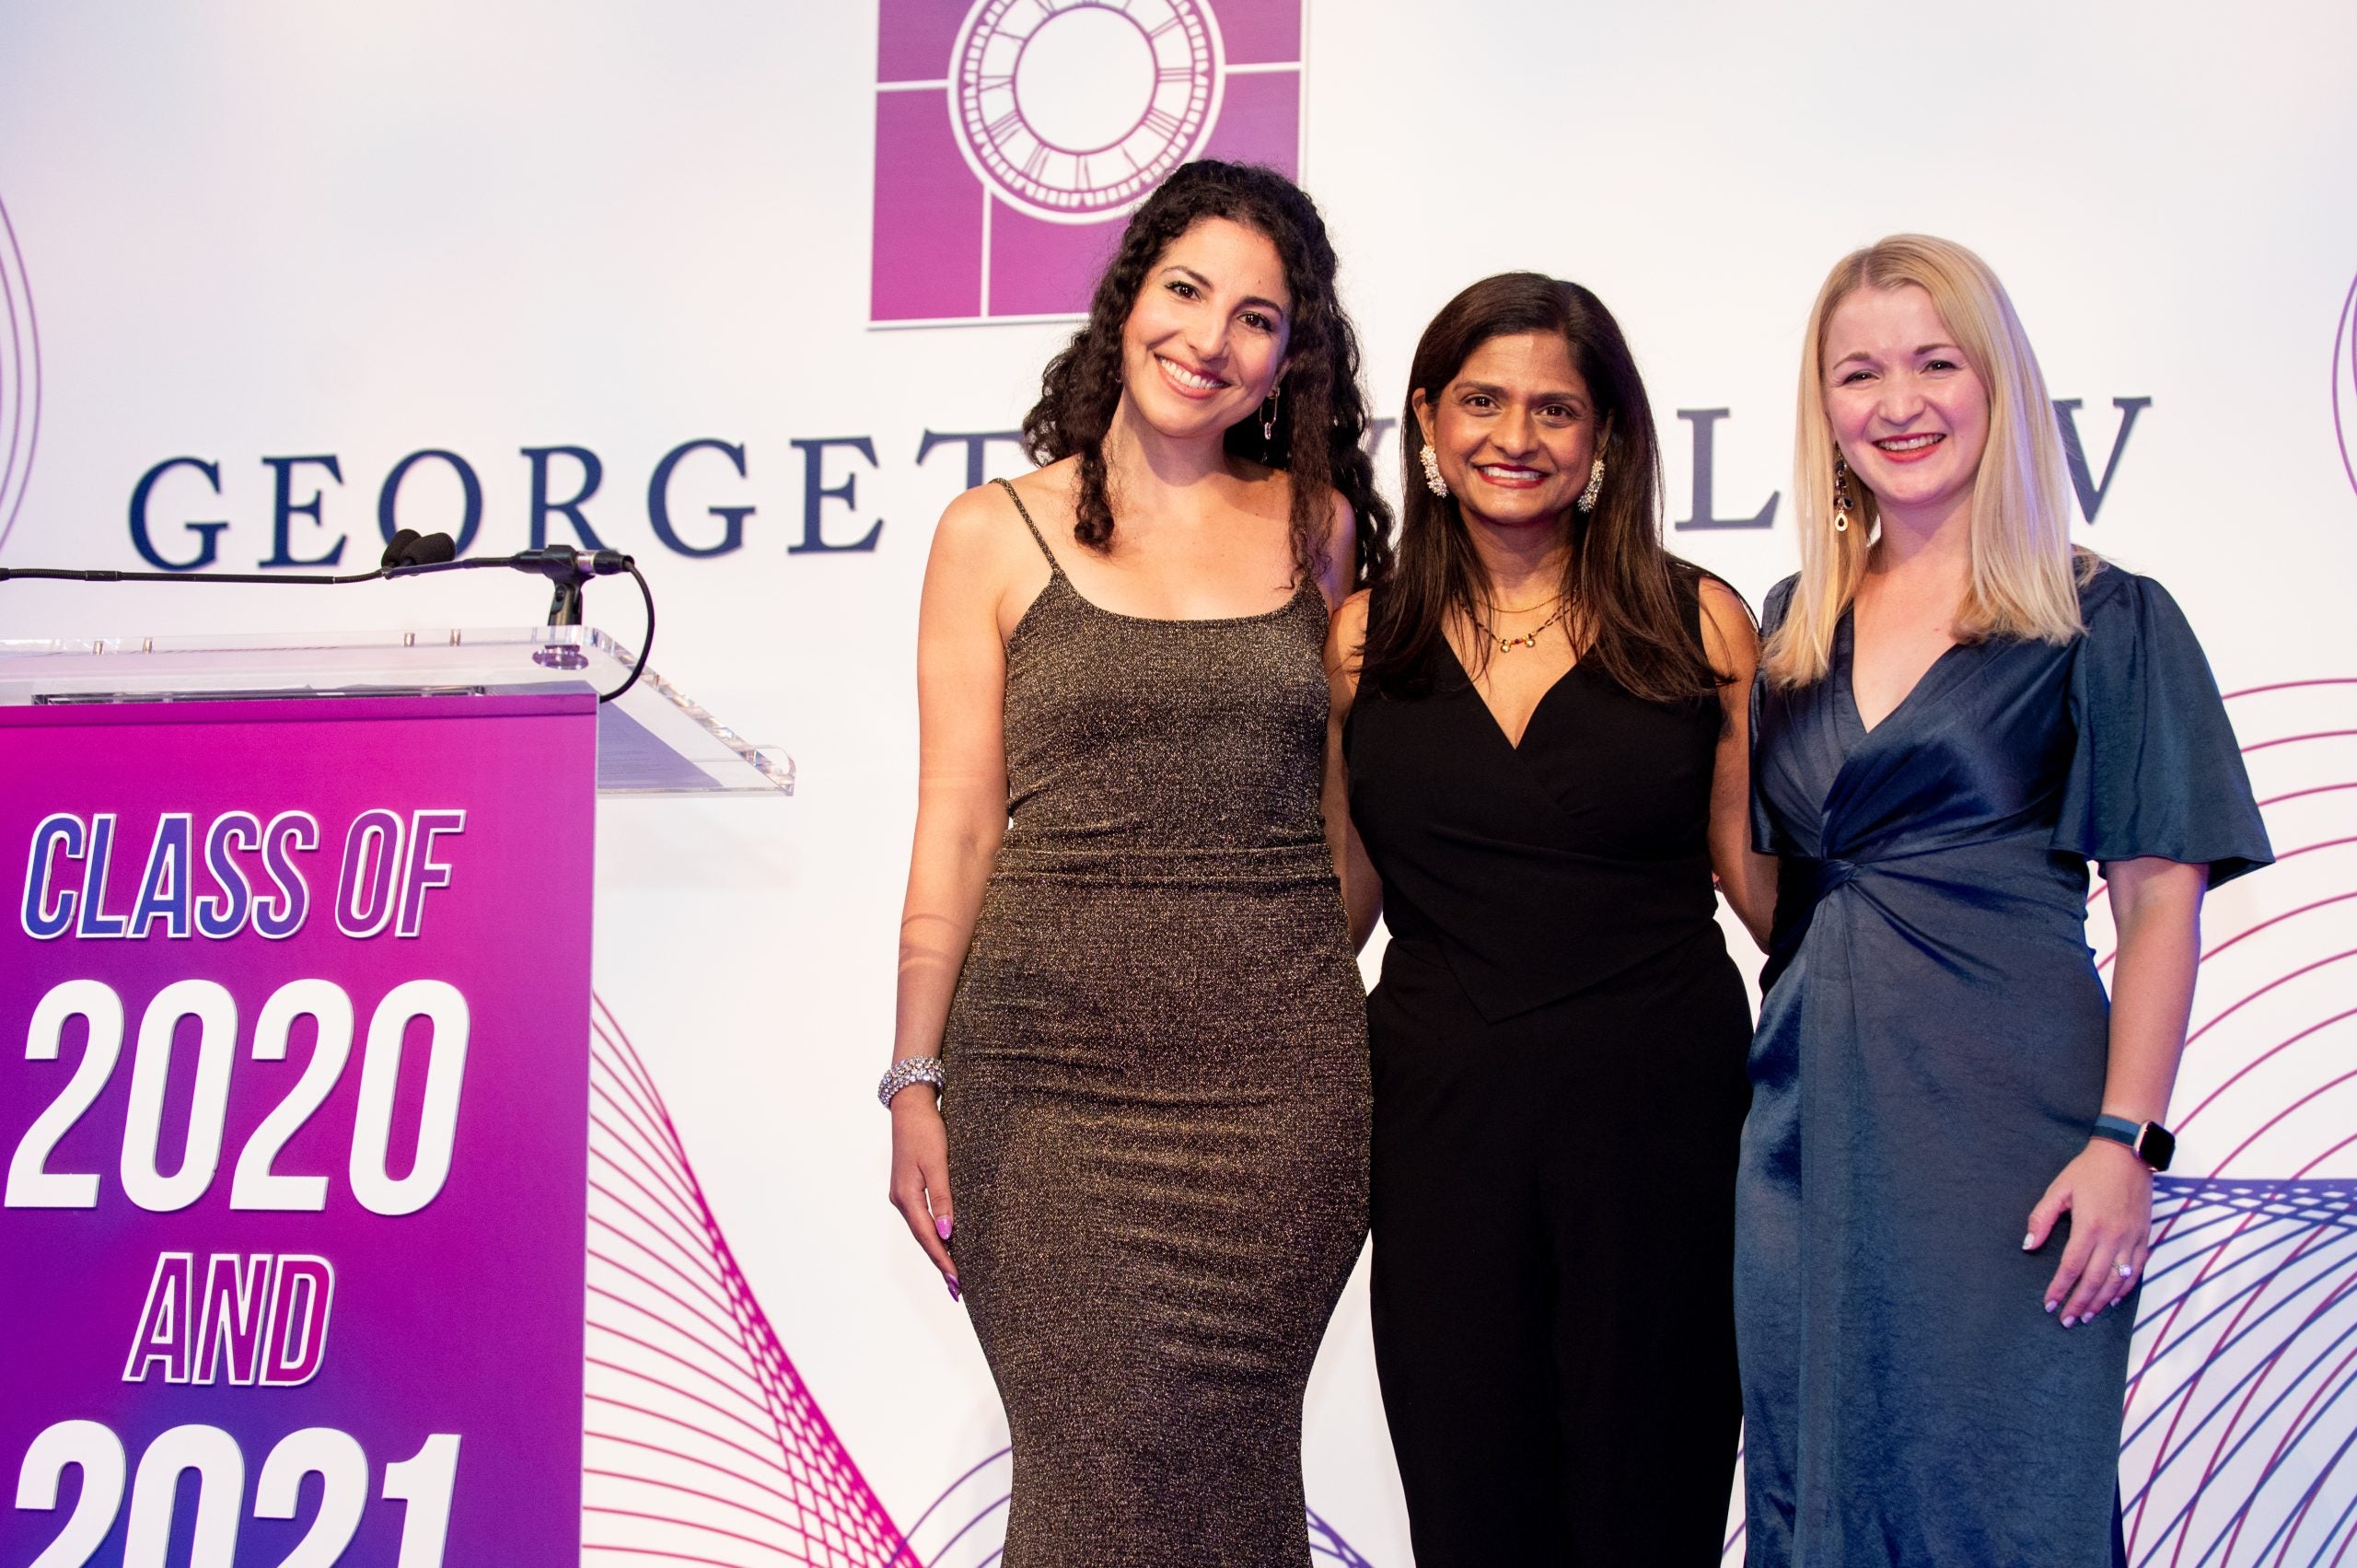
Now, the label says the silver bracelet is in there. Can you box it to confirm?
[877,1055,946,1109]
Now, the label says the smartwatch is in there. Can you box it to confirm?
[2091,1113,2175,1172]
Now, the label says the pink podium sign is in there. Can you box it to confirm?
[0,693,594,1567]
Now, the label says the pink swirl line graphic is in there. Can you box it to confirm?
[2334,271,2357,501]
[2107,679,2357,1564]
[893,1445,1377,1568]
[585,994,911,1566]
[0,193,42,557]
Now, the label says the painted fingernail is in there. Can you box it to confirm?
[2045,1300,2058,1314]
[935,1216,954,1241]
[2061,1315,2077,1328]
[946,1276,960,1303]
[2023,1232,2038,1250]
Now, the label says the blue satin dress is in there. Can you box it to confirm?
[1736,563,2270,1566]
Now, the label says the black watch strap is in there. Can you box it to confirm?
[2092,1113,2175,1172]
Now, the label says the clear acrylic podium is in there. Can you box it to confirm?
[0,624,792,796]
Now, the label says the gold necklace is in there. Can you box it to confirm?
[1472,596,1574,652]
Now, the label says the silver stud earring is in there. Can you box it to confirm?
[1419,443,1449,498]
[1832,451,1855,533]
[1575,457,1605,514]
[1260,382,1283,446]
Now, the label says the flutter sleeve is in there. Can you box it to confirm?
[2052,566,2272,886]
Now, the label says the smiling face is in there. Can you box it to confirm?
[1118,215,1292,443]
[1413,331,1598,534]
[1820,282,1991,535]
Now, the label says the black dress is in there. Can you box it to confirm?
[1344,579,1751,1564]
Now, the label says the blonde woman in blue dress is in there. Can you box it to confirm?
[1736,234,2271,1565]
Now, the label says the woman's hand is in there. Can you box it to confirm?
[888,1088,960,1301]
[2025,1139,2153,1326]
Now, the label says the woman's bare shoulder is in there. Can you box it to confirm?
[1332,586,1373,641]
[928,482,1013,563]
[1691,572,1761,679]
[933,459,1070,552]
[1695,574,1756,634]
[1326,588,1373,696]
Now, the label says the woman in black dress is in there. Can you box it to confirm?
[1327,273,1775,1562]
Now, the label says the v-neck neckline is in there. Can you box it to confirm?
[1836,610,1968,742]
[1444,638,1581,753]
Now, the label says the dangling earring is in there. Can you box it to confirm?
[1260,382,1283,446]
[1575,456,1606,514]
[1419,443,1449,498]
[1832,451,1855,533]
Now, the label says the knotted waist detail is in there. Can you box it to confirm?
[1762,854,1862,993]
[1795,854,1861,902]
[1759,824,2081,993]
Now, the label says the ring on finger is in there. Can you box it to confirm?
[2114,1260,2136,1279]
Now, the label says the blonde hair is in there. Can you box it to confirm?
[1762,233,2087,689]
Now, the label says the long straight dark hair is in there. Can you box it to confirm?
[1361,272,1720,703]
[1019,160,1394,588]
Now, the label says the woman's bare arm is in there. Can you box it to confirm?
[887,485,1022,1293]
[1699,576,1776,949]
[2026,855,2205,1324]
[2096,856,2205,1126]
[1323,588,1382,949]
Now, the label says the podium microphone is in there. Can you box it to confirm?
[1,534,654,703]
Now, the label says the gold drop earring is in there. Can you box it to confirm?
[1832,451,1856,533]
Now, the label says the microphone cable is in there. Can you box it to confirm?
[0,535,656,703]
[594,558,656,703]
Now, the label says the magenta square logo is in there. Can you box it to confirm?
[872,1,1308,326]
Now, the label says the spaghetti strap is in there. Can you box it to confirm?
[993,477,1061,575]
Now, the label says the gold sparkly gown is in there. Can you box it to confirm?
[940,482,1369,1566]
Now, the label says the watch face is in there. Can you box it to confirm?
[951,0,1225,225]
[2139,1123,2177,1172]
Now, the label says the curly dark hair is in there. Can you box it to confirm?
[1019,160,1393,588]
[1362,272,1726,703]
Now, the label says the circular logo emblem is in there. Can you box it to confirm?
[2336,270,2357,501]
[951,0,1225,225]
[0,196,39,556]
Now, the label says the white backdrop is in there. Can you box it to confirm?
[3,2,2354,1562]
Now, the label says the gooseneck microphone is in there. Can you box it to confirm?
[0,533,656,703]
